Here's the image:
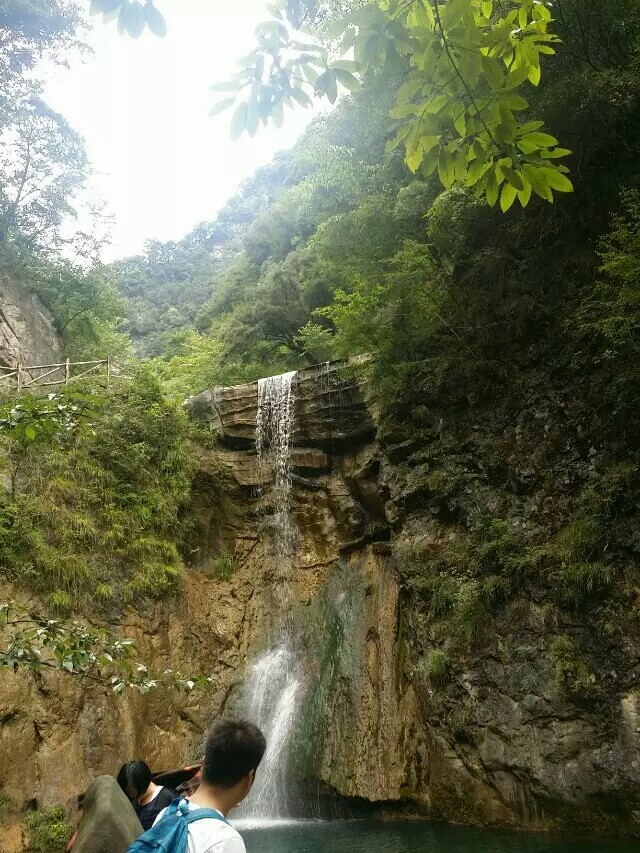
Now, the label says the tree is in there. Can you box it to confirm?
[0,0,84,123]
[217,0,573,210]
[90,0,572,209]
[0,97,88,258]
[1,600,208,694]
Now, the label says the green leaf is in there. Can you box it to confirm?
[441,0,467,29]
[500,182,517,212]
[502,165,524,191]
[24,425,37,441]
[528,62,541,85]
[438,147,455,188]
[486,172,499,207]
[230,102,248,139]
[518,120,545,135]
[522,131,559,148]
[481,0,492,17]
[518,181,532,207]
[125,0,145,37]
[543,147,572,159]
[453,108,467,136]
[408,0,435,29]
[246,98,260,137]
[331,60,359,72]
[503,94,528,111]
[406,143,424,173]
[144,2,167,37]
[420,144,440,176]
[301,63,319,85]
[543,169,574,193]
[466,156,489,187]
[117,2,128,34]
[92,0,122,13]
[334,69,361,92]
[325,17,349,39]
[209,97,235,117]
[522,164,553,201]
[480,55,504,90]
[210,80,239,93]
[518,4,528,29]
[326,70,338,104]
[272,99,284,127]
[289,87,312,108]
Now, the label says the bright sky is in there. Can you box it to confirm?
[42,1,318,261]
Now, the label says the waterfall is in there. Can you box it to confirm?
[240,370,303,820]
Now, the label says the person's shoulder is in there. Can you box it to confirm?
[158,787,178,806]
[189,815,245,853]
[203,829,246,853]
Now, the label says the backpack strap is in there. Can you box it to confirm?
[184,808,227,825]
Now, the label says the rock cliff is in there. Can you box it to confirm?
[2,357,640,838]
[0,274,62,371]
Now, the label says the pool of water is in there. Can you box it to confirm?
[237,819,638,852]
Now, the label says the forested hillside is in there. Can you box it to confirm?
[109,0,640,413]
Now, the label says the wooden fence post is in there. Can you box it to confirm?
[17,363,22,392]
[65,358,70,386]
[107,355,111,388]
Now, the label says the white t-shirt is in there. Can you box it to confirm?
[154,801,245,853]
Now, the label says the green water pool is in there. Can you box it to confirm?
[238,819,639,852]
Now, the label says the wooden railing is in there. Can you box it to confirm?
[0,358,112,390]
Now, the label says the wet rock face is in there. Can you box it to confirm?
[0,275,62,370]
[187,356,374,450]
[3,358,640,837]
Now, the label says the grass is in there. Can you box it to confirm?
[213,550,235,581]
[23,807,73,852]
[0,370,193,613]
[423,648,452,689]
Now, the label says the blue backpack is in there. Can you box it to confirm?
[128,798,227,853]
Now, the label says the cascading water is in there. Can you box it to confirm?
[240,371,303,820]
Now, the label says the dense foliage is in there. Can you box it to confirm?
[0,370,193,612]
[0,0,127,360]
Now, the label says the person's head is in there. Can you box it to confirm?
[116,760,152,802]
[201,719,266,804]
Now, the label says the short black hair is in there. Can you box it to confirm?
[117,760,152,801]
[202,719,266,788]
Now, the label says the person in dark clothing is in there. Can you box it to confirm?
[117,759,178,831]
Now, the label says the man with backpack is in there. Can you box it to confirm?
[128,718,266,853]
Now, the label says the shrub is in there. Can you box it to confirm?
[556,561,614,608]
[0,368,193,611]
[423,649,451,689]
[24,807,72,852]
[550,635,599,702]
[213,550,235,581]
[0,794,15,822]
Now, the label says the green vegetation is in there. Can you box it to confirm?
[212,550,236,581]
[23,807,73,853]
[422,649,452,689]
[0,794,16,823]
[0,600,209,693]
[95,0,574,210]
[0,369,192,612]
[550,635,599,703]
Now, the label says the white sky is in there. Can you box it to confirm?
[42,0,318,261]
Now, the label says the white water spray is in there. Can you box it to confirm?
[240,371,302,819]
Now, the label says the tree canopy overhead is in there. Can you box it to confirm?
[90,0,573,210]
